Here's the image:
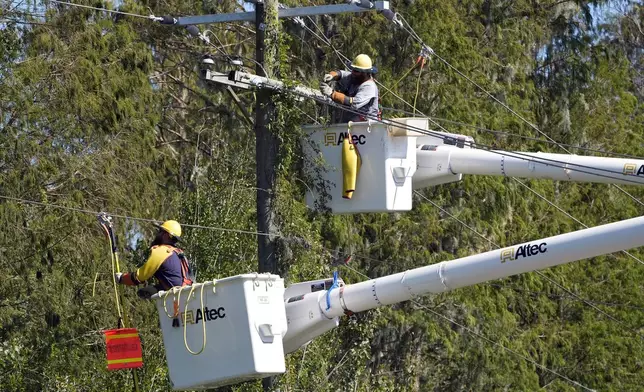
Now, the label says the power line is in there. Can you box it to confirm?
[49,0,154,20]
[340,264,596,392]
[0,194,274,237]
[413,191,638,330]
[380,109,644,160]
[231,76,644,186]
[411,299,597,392]
[394,13,644,208]
[271,19,644,185]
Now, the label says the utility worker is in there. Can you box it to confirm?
[115,220,193,299]
[319,54,379,123]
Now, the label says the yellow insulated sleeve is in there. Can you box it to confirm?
[342,132,361,199]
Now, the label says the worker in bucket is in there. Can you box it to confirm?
[320,54,379,123]
[115,220,194,299]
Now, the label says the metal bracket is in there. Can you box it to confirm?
[177,1,389,26]
[201,69,252,90]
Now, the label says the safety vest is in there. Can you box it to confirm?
[159,245,194,289]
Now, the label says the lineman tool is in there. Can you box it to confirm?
[97,213,141,392]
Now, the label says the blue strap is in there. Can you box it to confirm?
[326,271,339,311]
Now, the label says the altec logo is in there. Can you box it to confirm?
[500,242,547,263]
[178,306,226,326]
[623,163,644,176]
[324,132,366,146]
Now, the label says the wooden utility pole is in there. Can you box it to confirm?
[187,4,390,388]
[255,0,280,277]
[189,0,389,274]
[255,1,279,389]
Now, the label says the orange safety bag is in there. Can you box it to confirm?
[104,328,143,370]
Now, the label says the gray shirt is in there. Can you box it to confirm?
[335,70,379,123]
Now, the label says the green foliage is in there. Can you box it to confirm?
[0,0,642,391]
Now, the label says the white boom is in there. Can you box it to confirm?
[152,213,644,390]
[283,215,644,353]
[415,145,644,187]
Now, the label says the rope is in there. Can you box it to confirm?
[413,59,425,116]
[379,59,421,100]
[182,283,207,355]
[162,287,183,319]
[161,284,208,355]
[92,272,99,298]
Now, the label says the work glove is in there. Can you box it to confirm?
[320,83,333,97]
[114,272,123,284]
[137,285,158,300]
[323,73,335,82]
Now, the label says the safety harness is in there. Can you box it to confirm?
[157,245,194,290]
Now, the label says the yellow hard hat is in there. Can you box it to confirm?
[349,54,376,73]
[157,220,182,238]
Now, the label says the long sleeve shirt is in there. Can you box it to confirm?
[334,70,379,123]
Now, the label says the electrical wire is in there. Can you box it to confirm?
[49,0,153,19]
[0,194,276,237]
[274,17,644,185]
[379,109,644,160]
[414,191,639,329]
[394,13,644,208]
[230,76,644,186]
[339,264,596,392]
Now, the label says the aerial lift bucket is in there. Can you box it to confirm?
[302,119,419,213]
[152,274,287,390]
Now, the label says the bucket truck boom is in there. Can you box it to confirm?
[302,118,644,214]
[282,215,644,353]
[151,212,644,390]
[415,144,644,188]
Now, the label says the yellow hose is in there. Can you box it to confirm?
[342,128,361,199]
